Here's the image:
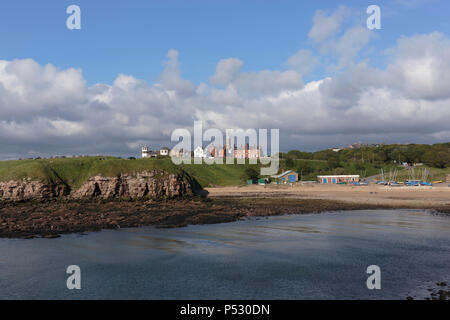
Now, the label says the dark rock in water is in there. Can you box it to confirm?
[406,296,414,300]
[0,197,409,239]
[42,234,61,239]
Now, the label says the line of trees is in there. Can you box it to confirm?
[280,143,450,169]
[277,143,450,181]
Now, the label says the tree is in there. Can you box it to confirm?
[285,158,294,169]
[423,151,450,168]
[296,161,313,180]
[327,156,340,169]
[241,167,259,181]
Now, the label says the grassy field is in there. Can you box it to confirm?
[180,162,260,187]
[0,157,182,189]
[1,157,447,189]
[393,166,450,182]
[0,157,260,188]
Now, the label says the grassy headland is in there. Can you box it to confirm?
[1,154,449,191]
[1,142,450,190]
[0,157,262,189]
[0,157,181,188]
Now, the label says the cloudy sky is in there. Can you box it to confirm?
[1,0,450,159]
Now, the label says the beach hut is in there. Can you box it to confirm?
[271,170,298,184]
[317,175,360,184]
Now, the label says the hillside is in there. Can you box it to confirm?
[0,157,184,188]
[1,155,448,191]
[0,157,262,189]
[393,166,450,182]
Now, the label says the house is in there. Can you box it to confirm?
[160,147,169,156]
[142,146,168,158]
[206,144,216,158]
[194,146,205,158]
[169,148,190,158]
[271,170,298,183]
[217,143,261,159]
[142,146,156,158]
[317,175,360,184]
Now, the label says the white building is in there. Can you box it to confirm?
[142,146,163,158]
[160,147,169,156]
[194,146,205,158]
[142,146,150,158]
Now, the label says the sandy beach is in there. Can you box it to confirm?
[206,183,450,208]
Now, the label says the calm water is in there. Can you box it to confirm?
[0,209,449,300]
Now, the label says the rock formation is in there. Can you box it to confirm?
[0,180,70,201]
[0,170,197,201]
[73,171,193,199]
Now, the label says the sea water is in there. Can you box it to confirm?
[0,209,449,300]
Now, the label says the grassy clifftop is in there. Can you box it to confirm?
[0,157,181,189]
[0,157,260,189]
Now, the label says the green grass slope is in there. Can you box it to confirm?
[180,162,260,187]
[0,157,182,189]
[0,157,261,189]
[5,156,441,190]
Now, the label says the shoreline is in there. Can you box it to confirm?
[1,183,450,239]
[1,194,449,239]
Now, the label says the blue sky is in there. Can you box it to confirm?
[1,0,450,158]
[1,0,449,86]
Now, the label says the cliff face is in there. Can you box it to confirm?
[0,171,196,201]
[0,180,70,201]
[73,171,193,199]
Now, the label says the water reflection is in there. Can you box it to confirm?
[0,209,449,300]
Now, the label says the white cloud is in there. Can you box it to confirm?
[210,58,243,85]
[308,6,352,43]
[306,6,374,71]
[286,49,320,75]
[384,32,450,100]
[1,31,450,158]
[334,27,372,68]
[159,49,196,96]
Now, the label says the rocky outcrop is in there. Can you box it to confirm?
[0,180,70,201]
[73,171,193,199]
[0,170,197,201]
